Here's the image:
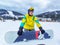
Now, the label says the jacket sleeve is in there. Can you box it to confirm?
[20,16,26,27]
[34,16,42,28]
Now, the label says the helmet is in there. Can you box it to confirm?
[28,7,34,12]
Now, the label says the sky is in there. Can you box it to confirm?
[0,0,60,15]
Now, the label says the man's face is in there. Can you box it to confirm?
[29,11,33,16]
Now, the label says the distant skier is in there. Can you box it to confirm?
[17,7,49,39]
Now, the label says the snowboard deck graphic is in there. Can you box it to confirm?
[5,30,53,43]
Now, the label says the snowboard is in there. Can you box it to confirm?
[5,30,54,43]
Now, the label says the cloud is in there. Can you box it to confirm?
[32,0,50,8]
[0,0,17,7]
[0,0,59,15]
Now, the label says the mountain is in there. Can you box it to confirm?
[0,9,24,20]
[36,11,60,21]
[12,11,23,16]
[37,11,60,18]
[0,9,9,15]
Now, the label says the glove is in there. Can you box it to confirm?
[39,27,45,34]
[17,27,23,36]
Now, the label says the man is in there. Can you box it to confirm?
[17,7,46,39]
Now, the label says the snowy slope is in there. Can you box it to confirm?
[0,20,60,45]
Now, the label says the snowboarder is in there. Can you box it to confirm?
[17,7,49,40]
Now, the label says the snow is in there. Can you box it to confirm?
[0,20,60,45]
[8,11,15,17]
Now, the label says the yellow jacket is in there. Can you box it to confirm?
[20,14,41,30]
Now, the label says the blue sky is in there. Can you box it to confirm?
[0,0,60,15]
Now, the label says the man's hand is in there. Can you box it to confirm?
[17,27,23,36]
[39,27,45,34]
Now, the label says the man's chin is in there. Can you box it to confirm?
[29,15,33,16]
[29,14,33,16]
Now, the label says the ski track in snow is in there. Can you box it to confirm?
[0,20,60,45]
